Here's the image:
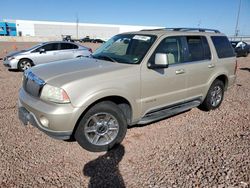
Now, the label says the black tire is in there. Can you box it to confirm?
[74,101,127,152]
[244,51,248,57]
[18,59,33,71]
[199,79,225,111]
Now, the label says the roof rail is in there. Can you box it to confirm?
[141,28,220,33]
[165,28,220,33]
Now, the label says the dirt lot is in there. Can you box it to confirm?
[0,42,249,187]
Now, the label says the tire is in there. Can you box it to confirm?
[244,51,248,57]
[199,79,225,111]
[74,101,127,152]
[18,59,33,71]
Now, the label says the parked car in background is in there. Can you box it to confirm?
[62,35,74,42]
[80,36,94,43]
[93,39,106,43]
[230,41,250,57]
[80,36,105,43]
[3,41,92,71]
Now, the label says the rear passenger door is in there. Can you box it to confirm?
[183,36,215,100]
[56,43,78,61]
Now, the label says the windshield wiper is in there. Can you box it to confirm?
[93,54,118,63]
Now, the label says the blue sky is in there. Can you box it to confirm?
[1,0,249,36]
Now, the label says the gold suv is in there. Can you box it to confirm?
[18,28,237,152]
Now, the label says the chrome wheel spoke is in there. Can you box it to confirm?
[84,112,119,146]
[109,126,118,131]
[85,126,97,133]
[211,86,222,107]
[91,115,99,124]
[92,134,101,144]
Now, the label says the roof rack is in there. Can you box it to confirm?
[141,27,220,33]
[166,28,220,33]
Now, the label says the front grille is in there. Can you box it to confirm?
[23,70,45,97]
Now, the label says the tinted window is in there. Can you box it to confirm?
[211,36,235,58]
[186,36,211,61]
[92,34,156,64]
[35,43,59,52]
[60,43,78,50]
[150,36,185,65]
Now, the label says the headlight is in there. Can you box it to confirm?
[40,84,70,104]
[7,56,15,61]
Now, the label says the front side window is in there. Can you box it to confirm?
[186,36,211,61]
[35,43,59,52]
[150,36,186,65]
[92,34,156,64]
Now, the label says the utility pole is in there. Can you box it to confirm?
[234,0,242,39]
[76,13,79,39]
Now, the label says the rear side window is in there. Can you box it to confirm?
[186,36,211,61]
[211,36,235,58]
[60,43,78,50]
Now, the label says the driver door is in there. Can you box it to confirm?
[140,36,189,115]
[30,43,60,65]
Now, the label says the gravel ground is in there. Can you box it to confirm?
[0,42,249,187]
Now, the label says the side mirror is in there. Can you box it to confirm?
[39,48,46,54]
[148,53,169,69]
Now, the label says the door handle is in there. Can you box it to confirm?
[175,69,185,75]
[208,64,215,68]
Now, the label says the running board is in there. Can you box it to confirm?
[138,100,201,124]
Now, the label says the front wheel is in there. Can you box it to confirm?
[199,79,225,111]
[74,101,127,152]
[18,59,32,71]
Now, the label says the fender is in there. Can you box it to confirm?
[73,88,141,123]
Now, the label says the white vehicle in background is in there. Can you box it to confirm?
[3,41,92,71]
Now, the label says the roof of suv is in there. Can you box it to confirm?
[124,28,225,37]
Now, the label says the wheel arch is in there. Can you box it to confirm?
[72,95,133,139]
[214,74,229,90]
[18,58,34,66]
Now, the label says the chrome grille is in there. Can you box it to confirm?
[23,70,45,97]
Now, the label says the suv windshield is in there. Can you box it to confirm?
[92,34,157,64]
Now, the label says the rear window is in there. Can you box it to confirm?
[211,36,235,58]
[60,43,78,50]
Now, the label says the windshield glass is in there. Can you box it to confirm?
[92,34,157,64]
[26,44,43,51]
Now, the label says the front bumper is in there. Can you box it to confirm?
[3,58,19,69]
[18,88,82,140]
[18,107,72,140]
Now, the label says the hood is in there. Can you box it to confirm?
[31,57,133,85]
[7,50,28,57]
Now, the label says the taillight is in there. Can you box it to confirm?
[88,48,93,53]
[234,59,238,75]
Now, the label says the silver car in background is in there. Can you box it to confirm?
[3,41,92,71]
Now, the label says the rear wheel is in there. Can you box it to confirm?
[18,59,32,71]
[199,79,225,111]
[74,101,127,152]
[244,51,248,57]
